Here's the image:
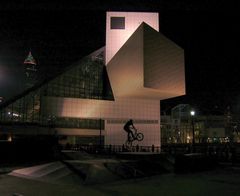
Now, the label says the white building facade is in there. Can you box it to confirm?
[42,12,185,148]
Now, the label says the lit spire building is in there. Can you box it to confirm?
[24,51,38,89]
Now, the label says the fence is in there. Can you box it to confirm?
[61,144,161,154]
[161,143,240,163]
[60,142,240,164]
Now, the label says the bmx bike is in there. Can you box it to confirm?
[125,128,144,148]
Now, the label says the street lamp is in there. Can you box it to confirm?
[190,110,195,117]
[99,118,102,148]
[190,110,195,146]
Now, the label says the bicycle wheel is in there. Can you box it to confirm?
[136,133,144,141]
[125,140,132,147]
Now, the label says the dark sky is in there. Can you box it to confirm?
[0,0,239,114]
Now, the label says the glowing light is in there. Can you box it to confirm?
[13,113,20,117]
[190,110,195,116]
[7,112,20,117]
[7,135,12,142]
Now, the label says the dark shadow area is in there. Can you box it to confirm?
[105,159,170,179]
[0,135,59,170]
[174,153,217,173]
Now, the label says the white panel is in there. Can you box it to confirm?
[42,97,159,120]
[42,96,161,147]
[55,128,104,136]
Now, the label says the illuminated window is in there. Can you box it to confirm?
[110,17,125,29]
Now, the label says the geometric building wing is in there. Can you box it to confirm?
[107,22,185,99]
[106,22,145,98]
[143,23,185,97]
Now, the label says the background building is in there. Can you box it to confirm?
[161,104,240,144]
[24,51,38,89]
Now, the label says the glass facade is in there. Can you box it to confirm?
[0,49,113,130]
[0,88,41,124]
[43,57,113,100]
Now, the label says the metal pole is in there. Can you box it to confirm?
[192,117,195,144]
[191,116,195,153]
[99,118,102,148]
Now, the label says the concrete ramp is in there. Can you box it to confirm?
[10,162,64,178]
[8,160,122,185]
[8,157,171,185]
[66,160,122,184]
[9,161,84,185]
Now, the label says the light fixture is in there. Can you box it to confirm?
[190,110,195,116]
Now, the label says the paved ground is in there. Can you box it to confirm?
[1,166,240,196]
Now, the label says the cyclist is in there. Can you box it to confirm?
[124,119,136,141]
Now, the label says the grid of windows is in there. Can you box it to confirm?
[0,89,41,124]
[44,57,113,100]
[0,52,113,130]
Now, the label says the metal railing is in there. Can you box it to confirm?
[161,143,240,163]
[60,143,240,164]
[61,144,161,154]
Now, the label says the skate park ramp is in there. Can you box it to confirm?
[9,161,84,185]
[9,160,123,185]
[9,152,173,185]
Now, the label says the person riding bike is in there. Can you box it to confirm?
[124,119,136,142]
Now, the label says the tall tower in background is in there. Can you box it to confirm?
[24,51,38,89]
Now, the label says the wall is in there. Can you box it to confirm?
[106,12,159,64]
[42,96,160,146]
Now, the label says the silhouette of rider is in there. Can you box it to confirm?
[124,119,136,141]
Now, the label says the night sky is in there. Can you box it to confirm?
[0,0,239,114]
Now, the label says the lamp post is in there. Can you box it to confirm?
[99,118,102,148]
[190,110,195,152]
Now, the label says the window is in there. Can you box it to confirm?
[110,17,125,29]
